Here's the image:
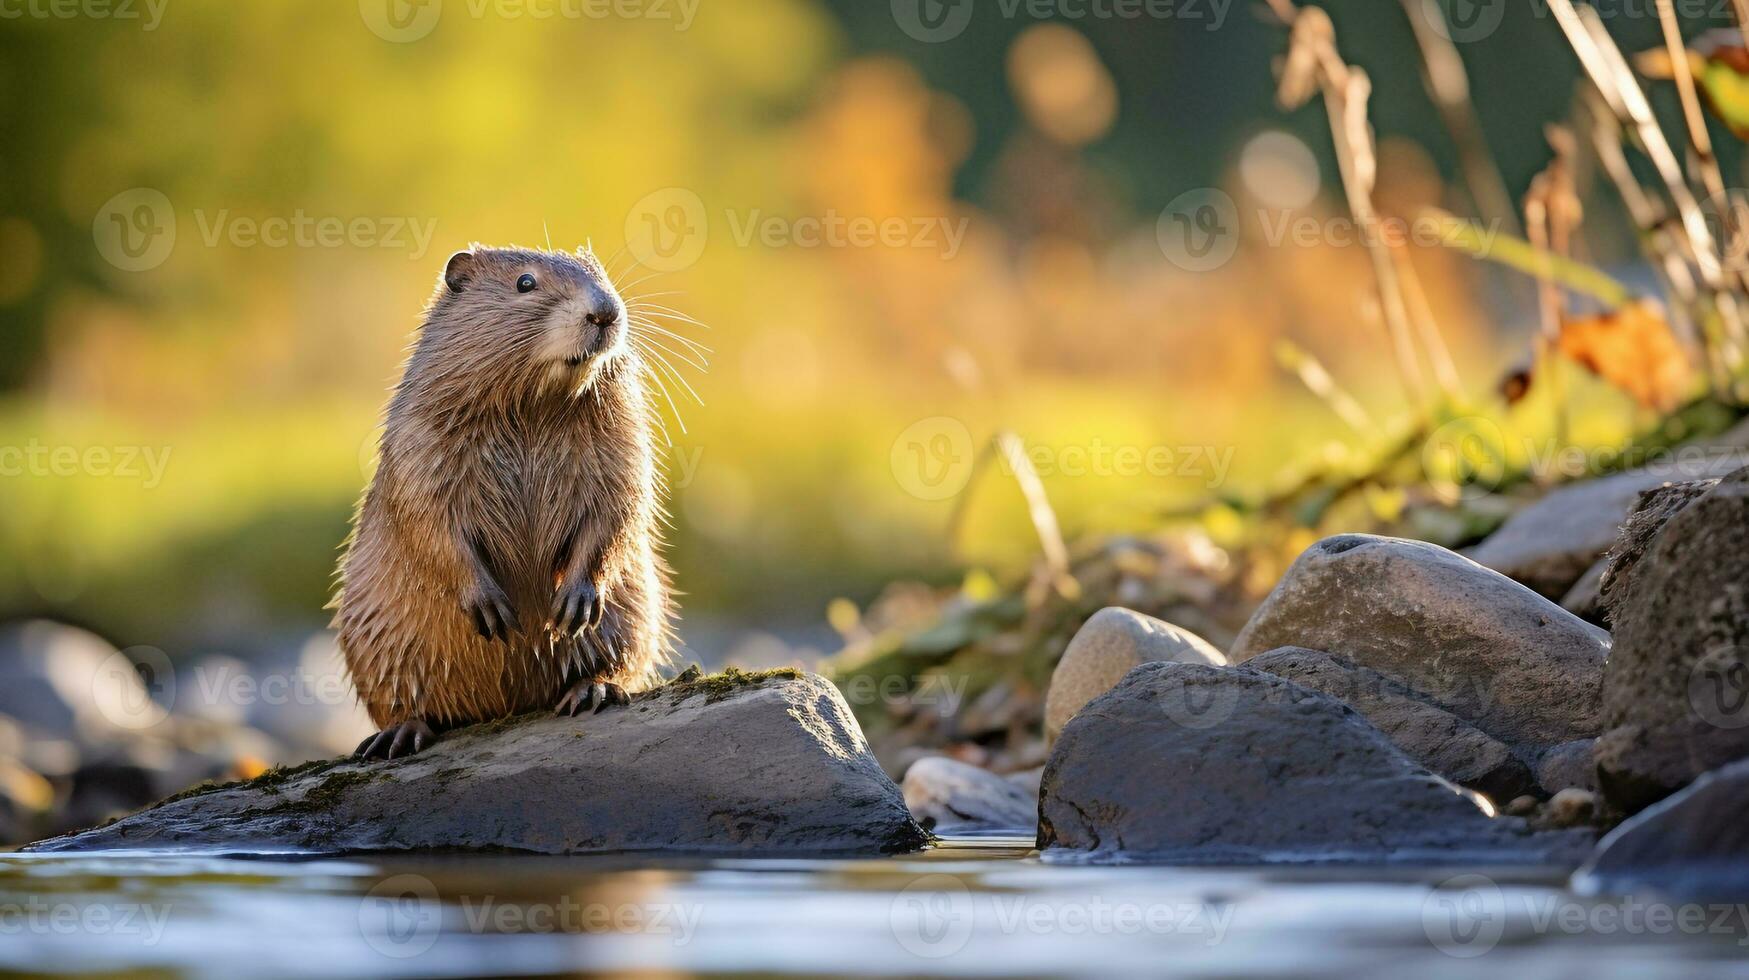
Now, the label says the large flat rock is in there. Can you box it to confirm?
[1037,662,1590,865]
[25,670,929,856]
[1229,535,1609,760]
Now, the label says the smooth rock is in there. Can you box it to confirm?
[901,756,1036,835]
[1230,535,1610,757]
[1536,738,1598,796]
[1246,647,1536,801]
[1465,452,1744,599]
[1574,759,1749,898]
[1044,607,1225,740]
[25,671,928,856]
[1596,467,1749,811]
[1037,662,1589,865]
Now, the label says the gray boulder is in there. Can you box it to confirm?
[1044,607,1225,740]
[26,670,928,856]
[1246,647,1535,801]
[1230,535,1610,758]
[1466,452,1744,599]
[901,756,1036,834]
[1596,467,1749,811]
[1574,759,1749,898]
[1037,662,1590,864]
[1598,477,1719,622]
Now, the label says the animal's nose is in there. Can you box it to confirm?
[584,305,618,327]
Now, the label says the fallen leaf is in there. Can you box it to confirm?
[1557,300,1693,412]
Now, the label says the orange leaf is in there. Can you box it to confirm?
[1557,300,1693,412]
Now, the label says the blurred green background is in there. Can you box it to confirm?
[0,0,1724,665]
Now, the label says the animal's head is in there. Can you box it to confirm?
[414,245,628,395]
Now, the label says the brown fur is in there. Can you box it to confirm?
[333,245,674,730]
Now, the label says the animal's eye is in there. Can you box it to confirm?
[516,273,537,293]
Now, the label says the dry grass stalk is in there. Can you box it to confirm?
[1275,340,1375,433]
[1524,127,1583,451]
[992,431,1078,603]
[1270,2,1433,408]
[1550,0,1746,390]
[1397,0,1518,235]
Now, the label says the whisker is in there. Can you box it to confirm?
[630,304,712,329]
[633,345,690,436]
[630,333,709,371]
[616,270,669,295]
[629,318,714,356]
[623,289,686,303]
[639,342,705,406]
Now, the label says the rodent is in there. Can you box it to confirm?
[334,244,675,759]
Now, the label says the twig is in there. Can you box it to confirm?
[1656,0,1727,206]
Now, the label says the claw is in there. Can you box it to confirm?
[463,584,517,643]
[555,680,629,717]
[550,579,601,636]
[355,719,437,761]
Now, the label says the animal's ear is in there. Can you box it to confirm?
[444,250,478,293]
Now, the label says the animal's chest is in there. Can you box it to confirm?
[471,421,597,545]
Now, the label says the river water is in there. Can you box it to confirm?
[2,838,1746,977]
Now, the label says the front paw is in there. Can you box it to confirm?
[462,580,517,642]
[551,577,604,635]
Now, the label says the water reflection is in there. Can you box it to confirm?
[2,841,1746,978]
